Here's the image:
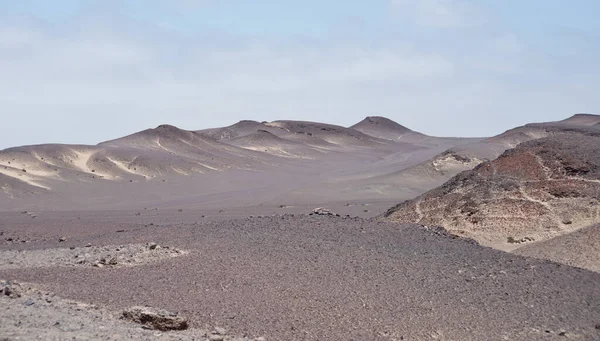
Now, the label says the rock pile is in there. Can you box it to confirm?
[310,207,340,216]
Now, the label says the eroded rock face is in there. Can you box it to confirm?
[384,133,600,250]
[122,306,188,331]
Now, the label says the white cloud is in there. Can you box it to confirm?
[390,0,485,28]
[0,19,455,148]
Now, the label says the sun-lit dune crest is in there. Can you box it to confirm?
[0,124,275,194]
[98,124,274,174]
[0,144,115,189]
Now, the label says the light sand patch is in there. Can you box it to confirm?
[65,149,118,180]
[1,184,14,198]
[240,146,310,159]
[196,163,220,171]
[0,243,187,270]
[431,154,483,173]
[171,167,191,176]
[0,166,51,190]
[69,149,94,173]
[106,156,138,175]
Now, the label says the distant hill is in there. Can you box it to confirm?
[558,113,600,126]
[2,114,598,214]
[350,116,416,140]
[265,120,387,147]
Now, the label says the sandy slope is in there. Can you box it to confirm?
[0,117,477,211]
[513,224,600,273]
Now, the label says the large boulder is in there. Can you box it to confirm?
[122,306,188,331]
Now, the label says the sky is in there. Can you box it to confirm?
[0,0,599,148]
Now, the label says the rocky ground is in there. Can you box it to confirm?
[1,212,599,340]
[1,280,263,341]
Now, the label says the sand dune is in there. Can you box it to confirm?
[1,118,478,211]
[3,115,599,222]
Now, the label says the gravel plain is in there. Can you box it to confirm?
[1,211,599,340]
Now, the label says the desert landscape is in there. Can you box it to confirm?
[1,114,600,340]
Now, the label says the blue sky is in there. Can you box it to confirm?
[0,0,599,148]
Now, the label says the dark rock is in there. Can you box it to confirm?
[148,242,158,250]
[122,306,188,331]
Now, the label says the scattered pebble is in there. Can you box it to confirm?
[214,326,227,335]
[209,334,224,341]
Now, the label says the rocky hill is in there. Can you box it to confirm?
[384,130,600,251]
[350,116,416,141]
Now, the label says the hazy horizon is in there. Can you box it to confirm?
[1,0,599,149]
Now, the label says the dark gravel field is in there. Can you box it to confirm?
[2,212,599,340]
